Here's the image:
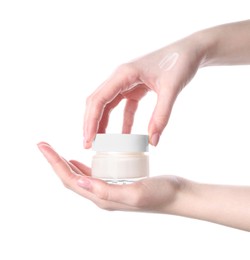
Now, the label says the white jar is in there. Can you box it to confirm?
[92,134,149,183]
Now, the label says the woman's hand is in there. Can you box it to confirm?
[37,142,183,213]
[84,20,250,148]
[38,142,250,231]
[83,33,205,148]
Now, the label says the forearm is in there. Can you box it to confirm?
[170,179,250,231]
[197,20,250,66]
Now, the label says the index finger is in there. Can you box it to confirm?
[83,64,139,148]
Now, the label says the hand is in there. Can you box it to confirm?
[37,142,250,231]
[84,33,205,148]
[84,20,250,148]
[37,142,183,213]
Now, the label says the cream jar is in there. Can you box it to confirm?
[92,134,149,183]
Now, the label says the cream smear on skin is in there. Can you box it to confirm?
[158,52,179,71]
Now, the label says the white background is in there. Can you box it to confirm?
[0,1,250,259]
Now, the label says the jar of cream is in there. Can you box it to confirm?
[92,134,149,183]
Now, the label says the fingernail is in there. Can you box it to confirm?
[83,138,89,149]
[77,177,91,190]
[37,142,50,146]
[83,140,89,149]
[150,133,160,146]
[37,143,47,152]
[84,139,92,149]
[83,127,89,147]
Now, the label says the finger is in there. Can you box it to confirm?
[38,143,95,195]
[38,141,51,146]
[77,178,140,211]
[122,99,139,134]
[77,177,146,207]
[38,143,78,182]
[38,143,90,176]
[148,84,178,146]
[122,84,149,133]
[84,64,139,148]
[93,198,139,211]
[97,94,124,133]
[67,160,86,176]
[37,143,137,210]
[69,160,91,176]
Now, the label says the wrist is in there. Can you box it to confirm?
[194,20,250,67]
[164,177,203,219]
[191,28,219,68]
[162,176,194,215]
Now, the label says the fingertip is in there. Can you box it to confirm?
[37,141,50,148]
[84,132,96,149]
[37,142,51,160]
[149,133,160,146]
[83,139,92,149]
[37,143,50,155]
[37,142,58,162]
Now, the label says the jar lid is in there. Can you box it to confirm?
[93,134,149,152]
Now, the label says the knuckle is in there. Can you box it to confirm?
[86,94,94,106]
[95,201,114,211]
[116,63,137,79]
[116,63,130,73]
[62,180,71,189]
[96,188,110,201]
[61,174,76,190]
[86,92,106,112]
[153,115,168,130]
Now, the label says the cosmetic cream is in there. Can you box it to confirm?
[92,134,149,183]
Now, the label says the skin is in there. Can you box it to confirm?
[83,20,250,148]
[38,142,250,231]
[38,20,250,231]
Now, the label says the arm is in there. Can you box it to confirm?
[171,180,250,231]
[38,143,250,231]
[83,20,250,148]
[200,20,250,66]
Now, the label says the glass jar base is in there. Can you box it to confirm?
[98,177,147,185]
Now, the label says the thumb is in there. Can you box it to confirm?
[148,84,178,146]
